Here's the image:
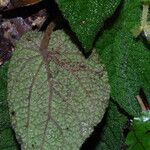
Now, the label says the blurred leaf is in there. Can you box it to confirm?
[142,0,150,4]
[57,0,121,52]
[7,30,110,150]
[126,111,150,150]
[96,0,150,116]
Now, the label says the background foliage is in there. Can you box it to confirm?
[0,0,149,149]
[96,0,150,116]
[0,63,19,150]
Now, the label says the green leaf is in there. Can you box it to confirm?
[0,63,19,150]
[96,100,127,150]
[8,30,110,149]
[126,111,150,150]
[96,0,150,116]
[142,0,150,4]
[57,0,121,52]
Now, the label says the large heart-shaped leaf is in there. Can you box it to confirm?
[56,0,121,52]
[8,30,110,149]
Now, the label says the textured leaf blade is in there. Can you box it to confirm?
[96,101,127,150]
[56,0,121,52]
[0,63,19,150]
[8,30,110,149]
[96,0,150,116]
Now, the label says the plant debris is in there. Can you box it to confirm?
[0,0,47,65]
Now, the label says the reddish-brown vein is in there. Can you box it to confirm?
[38,22,63,150]
[26,61,43,148]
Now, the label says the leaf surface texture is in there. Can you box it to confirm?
[0,63,19,150]
[96,0,150,116]
[96,101,127,150]
[57,0,121,52]
[8,30,110,150]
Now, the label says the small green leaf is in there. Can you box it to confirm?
[96,100,127,150]
[96,0,150,116]
[57,0,121,52]
[8,30,110,149]
[0,63,19,150]
[126,111,150,150]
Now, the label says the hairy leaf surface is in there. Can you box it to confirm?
[0,63,19,150]
[96,0,150,116]
[8,30,110,150]
[56,0,121,52]
[96,101,127,150]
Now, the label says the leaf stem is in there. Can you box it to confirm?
[40,22,55,51]
[136,95,147,111]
